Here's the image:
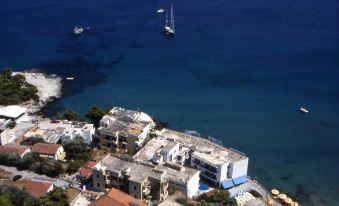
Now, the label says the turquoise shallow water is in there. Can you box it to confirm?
[1,0,339,205]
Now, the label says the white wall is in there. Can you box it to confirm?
[186,171,200,198]
[229,158,248,178]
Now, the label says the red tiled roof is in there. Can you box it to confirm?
[0,145,29,156]
[32,143,62,155]
[83,161,96,169]
[79,167,93,177]
[23,179,53,198]
[79,161,96,177]
[89,188,147,206]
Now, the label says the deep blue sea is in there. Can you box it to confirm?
[1,0,339,205]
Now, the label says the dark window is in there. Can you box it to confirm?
[96,174,100,179]
[134,186,137,190]
[97,183,100,187]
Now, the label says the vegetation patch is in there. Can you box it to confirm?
[198,190,237,206]
[0,69,39,105]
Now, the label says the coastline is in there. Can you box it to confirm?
[12,71,62,114]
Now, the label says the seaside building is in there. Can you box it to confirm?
[134,135,201,199]
[97,107,154,154]
[0,105,28,123]
[32,143,65,160]
[92,154,168,202]
[134,129,249,192]
[60,123,95,144]
[0,144,31,158]
[89,188,147,206]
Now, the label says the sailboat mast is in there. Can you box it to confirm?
[165,11,168,27]
[170,0,175,31]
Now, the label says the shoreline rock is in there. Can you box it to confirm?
[13,71,63,113]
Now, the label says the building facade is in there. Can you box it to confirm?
[93,155,168,202]
[97,107,154,154]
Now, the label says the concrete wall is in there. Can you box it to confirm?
[186,171,200,198]
[229,158,248,178]
[219,162,229,183]
[128,181,143,200]
[92,170,105,191]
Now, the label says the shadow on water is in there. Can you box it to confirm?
[36,57,107,96]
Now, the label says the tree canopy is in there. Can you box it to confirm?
[40,187,69,206]
[0,69,39,105]
[58,110,79,121]
[86,106,108,128]
[0,185,39,206]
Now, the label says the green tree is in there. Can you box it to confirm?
[0,185,39,206]
[58,110,79,121]
[0,195,13,206]
[0,69,39,104]
[86,106,108,128]
[40,187,69,206]
[67,159,84,174]
[21,136,45,146]
[63,137,91,162]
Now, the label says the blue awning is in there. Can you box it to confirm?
[232,175,248,185]
[221,179,235,189]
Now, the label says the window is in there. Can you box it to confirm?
[97,174,100,179]
[97,183,100,187]
[133,186,137,190]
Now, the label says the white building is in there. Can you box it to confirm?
[191,149,249,189]
[98,107,154,154]
[60,123,95,144]
[135,129,249,193]
[0,105,28,123]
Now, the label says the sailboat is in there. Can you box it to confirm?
[163,0,175,36]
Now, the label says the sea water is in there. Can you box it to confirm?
[1,0,338,205]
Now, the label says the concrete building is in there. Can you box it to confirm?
[97,107,154,154]
[60,123,95,144]
[134,129,249,193]
[32,143,65,160]
[93,154,168,202]
[134,137,200,198]
[0,105,28,123]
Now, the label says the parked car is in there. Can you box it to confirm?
[13,175,22,181]
[51,120,60,123]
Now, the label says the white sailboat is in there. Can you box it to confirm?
[157,8,165,13]
[163,0,175,36]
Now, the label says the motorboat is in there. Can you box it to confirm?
[299,106,309,114]
[66,77,74,80]
[157,8,165,13]
[73,26,84,35]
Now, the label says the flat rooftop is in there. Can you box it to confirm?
[170,129,246,163]
[135,129,247,166]
[95,155,163,183]
[99,117,147,137]
[134,138,200,183]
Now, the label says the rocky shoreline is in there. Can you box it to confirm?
[13,71,63,113]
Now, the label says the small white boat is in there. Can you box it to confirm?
[73,26,84,35]
[300,106,309,114]
[157,8,165,13]
[66,77,74,80]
